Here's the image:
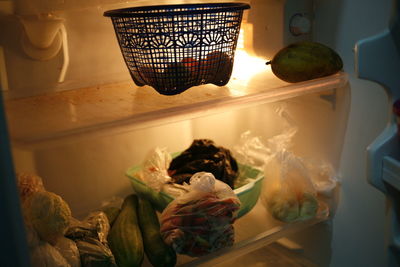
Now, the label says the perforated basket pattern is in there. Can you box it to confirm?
[104,3,250,95]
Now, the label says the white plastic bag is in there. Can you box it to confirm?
[54,237,81,267]
[305,159,338,197]
[160,172,241,257]
[30,241,71,267]
[139,147,172,192]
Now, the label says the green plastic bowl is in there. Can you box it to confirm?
[126,162,264,218]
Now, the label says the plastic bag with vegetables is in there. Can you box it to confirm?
[30,241,71,267]
[140,147,173,192]
[262,150,319,222]
[17,172,45,203]
[23,190,72,245]
[160,172,240,257]
[66,211,117,267]
[234,106,320,223]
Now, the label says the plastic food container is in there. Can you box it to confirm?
[126,162,264,218]
[104,3,250,95]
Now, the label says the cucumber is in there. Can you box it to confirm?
[102,206,120,227]
[138,198,177,267]
[108,194,144,267]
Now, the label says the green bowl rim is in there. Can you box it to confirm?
[125,161,264,198]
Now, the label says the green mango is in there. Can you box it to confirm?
[267,41,343,83]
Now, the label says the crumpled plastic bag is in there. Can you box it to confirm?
[25,224,41,248]
[66,211,110,244]
[305,159,338,197]
[75,238,117,267]
[66,211,116,267]
[262,150,319,222]
[139,147,172,192]
[23,190,72,245]
[17,172,46,203]
[54,237,81,267]
[30,241,70,267]
[160,172,240,257]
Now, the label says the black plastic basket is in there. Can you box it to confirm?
[104,3,250,95]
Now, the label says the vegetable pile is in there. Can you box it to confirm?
[168,139,239,189]
[18,172,177,267]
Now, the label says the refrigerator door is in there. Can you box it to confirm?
[308,0,394,266]
[356,0,400,265]
[0,93,30,267]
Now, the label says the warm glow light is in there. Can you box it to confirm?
[231,50,269,81]
[237,28,245,50]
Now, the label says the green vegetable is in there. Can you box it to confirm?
[267,190,299,223]
[108,194,143,267]
[138,198,176,267]
[299,193,318,220]
[101,206,120,227]
[267,41,343,83]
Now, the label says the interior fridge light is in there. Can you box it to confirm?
[231,50,269,83]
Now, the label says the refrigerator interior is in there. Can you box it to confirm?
[0,0,397,266]
[8,82,350,266]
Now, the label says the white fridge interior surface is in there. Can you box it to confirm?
[10,86,350,217]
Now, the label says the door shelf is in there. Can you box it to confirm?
[4,69,348,149]
[175,200,329,266]
[383,156,400,191]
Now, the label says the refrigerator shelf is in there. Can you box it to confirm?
[4,71,348,148]
[175,200,329,266]
[383,156,400,191]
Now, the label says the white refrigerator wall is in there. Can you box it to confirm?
[313,0,392,266]
[12,88,349,219]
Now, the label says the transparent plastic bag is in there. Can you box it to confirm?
[30,241,70,267]
[262,150,319,222]
[305,159,338,197]
[139,147,172,192]
[160,172,241,257]
[66,212,116,267]
[66,211,110,245]
[232,105,334,223]
[54,237,81,267]
[17,172,46,203]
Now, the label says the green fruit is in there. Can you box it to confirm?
[267,190,299,223]
[138,198,176,267]
[267,41,343,83]
[101,206,120,227]
[108,194,144,267]
[299,193,319,220]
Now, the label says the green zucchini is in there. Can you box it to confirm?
[102,206,120,227]
[138,198,177,267]
[108,194,144,267]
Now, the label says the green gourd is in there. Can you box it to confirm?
[267,41,343,83]
[138,198,177,267]
[108,194,144,267]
